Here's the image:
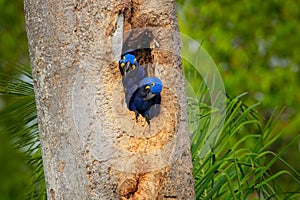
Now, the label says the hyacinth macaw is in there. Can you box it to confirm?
[125,77,163,125]
[118,49,139,76]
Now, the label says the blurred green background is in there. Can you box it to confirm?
[0,0,299,198]
[0,0,32,199]
[177,0,300,186]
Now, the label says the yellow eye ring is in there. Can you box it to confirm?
[145,86,150,90]
[134,58,137,62]
[122,56,125,59]
[151,82,155,87]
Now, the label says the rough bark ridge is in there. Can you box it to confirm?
[24,0,195,199]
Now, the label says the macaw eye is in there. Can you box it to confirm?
[145,86,150,90]
[151,82,155,87]
[121,62,125,67]
[132,65,136,70]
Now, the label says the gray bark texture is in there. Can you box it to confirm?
[24,0,195,199]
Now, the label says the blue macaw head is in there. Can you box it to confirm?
[139,77,163,100]
[119,49,138,75]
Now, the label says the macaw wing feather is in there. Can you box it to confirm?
[147,94,161,119]
[122,65,146,89]
[122,66,147,109]
[125,84,139,109]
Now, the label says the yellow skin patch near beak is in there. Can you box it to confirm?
[145,85,150,90]
[121,62,125,67]
[132,65,136,70]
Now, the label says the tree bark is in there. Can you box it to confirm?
[24,0,195,199]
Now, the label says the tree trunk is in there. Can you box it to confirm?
[24,0,195,199]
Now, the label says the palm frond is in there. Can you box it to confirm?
[0,64,45,199]
[184,65,300,199]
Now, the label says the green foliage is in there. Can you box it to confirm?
[184,67,300,199]
[177,0,300,196]
[0,66,46,199]
[0,131,31,200]
[0,0,28,73]
[177,0,300,127]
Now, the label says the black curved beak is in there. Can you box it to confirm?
[124,62,131,75]
[143,91,156,101]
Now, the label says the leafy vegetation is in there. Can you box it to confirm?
[177,0,300,116]
[184,66,300,199]
[0,0,28,73]
[0,67,45,199]
[177,0,300,197]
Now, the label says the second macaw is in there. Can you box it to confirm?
[118,49,139,76]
